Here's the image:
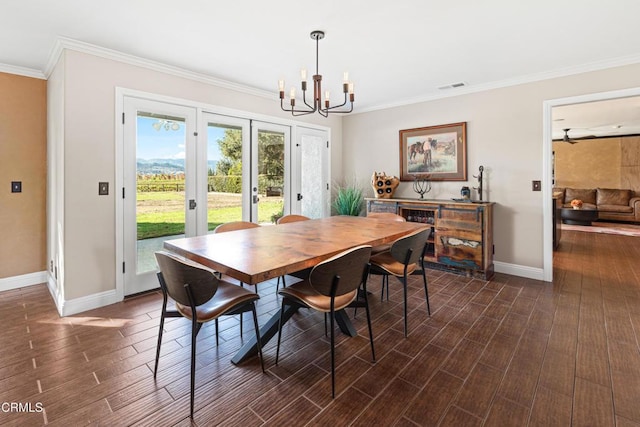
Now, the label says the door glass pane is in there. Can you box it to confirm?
[207,123,243,232]
[136,113,186,273]
[258,130,285,224]
[300,133,326,218]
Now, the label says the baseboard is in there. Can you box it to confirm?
[0,271,47,292]
[494,261,545,281]
[56,289,122,317]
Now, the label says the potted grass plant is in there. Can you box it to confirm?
[332,180,365,216]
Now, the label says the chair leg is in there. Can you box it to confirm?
[154,310,166,378]
[189,318,198,419]
[330,309,336,398]
[400,276,409,337]
[250,303,265,372]
[275,300,287,365]
[239,282,245,339]
[422,268,431,315]
[215,319,219,346]
[363,287,376,362]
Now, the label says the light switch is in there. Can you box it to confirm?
[532,180,541,191]
[11,181,22,193]
[99,182,109,195]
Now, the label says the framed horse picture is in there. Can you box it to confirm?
[399,122,467,181]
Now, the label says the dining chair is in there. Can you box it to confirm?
[275,214,311,289]
[275,245,375,398]
[366,212,407,254]
[153,251,264,419]
[214,221,261,337]
[369,228,431,337]
[276,214,310,224]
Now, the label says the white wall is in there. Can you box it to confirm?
[56,49,342,302]
[343,63,640,273]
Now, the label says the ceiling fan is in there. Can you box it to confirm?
[562,128,579,144]
[559,128,596,144]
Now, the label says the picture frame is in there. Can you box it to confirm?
[399,122,467,181]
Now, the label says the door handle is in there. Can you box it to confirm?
[189,199,197,210]
[253,195,260,204]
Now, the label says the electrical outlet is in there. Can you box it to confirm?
[532,180,541,191]
[11,181,22,193]
[99,182,109,195]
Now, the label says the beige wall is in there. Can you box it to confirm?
[343,63,640,270]
[0,72,46,278]
[554,135,640,191]
[56,50,342,301]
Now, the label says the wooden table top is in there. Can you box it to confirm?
[163,215,428,285]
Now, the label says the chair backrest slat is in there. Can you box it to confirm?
[309,245,372,297]
[390,228,431,265]
[277,214,310,224]
[214,221,260,233]
[155,251,218,307]
[367,212,406,222]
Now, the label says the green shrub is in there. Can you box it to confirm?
[333,183,364,216]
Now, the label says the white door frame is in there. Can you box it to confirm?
[542,86,640,282]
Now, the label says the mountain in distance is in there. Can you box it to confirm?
[137,158,217,175]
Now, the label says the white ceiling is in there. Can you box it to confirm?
[2,0,640,136]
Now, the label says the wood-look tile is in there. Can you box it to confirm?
[403,370,464,426]
[464,315,500,344]
[438,405,483,427]
[441,338,485,379]
[351,378,420,426]
[484,395,530,427]
[611,370,640,423]
[398,344,450,388]
[572,377,615,427]
[576,339,610,387]
[538,348,575,397]
[261,395,319,426]
[0,229,638,426]
[479,332,520,371]
[453,362,503,419]
[528,386,573,426]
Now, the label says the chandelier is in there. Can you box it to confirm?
[279,31,354,117]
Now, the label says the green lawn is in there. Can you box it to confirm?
[136,192,282,239]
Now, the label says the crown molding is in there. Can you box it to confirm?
[355,53,640,114]
[44,37,275,101]
[0,62,46,79]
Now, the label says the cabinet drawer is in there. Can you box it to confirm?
[368,200,397,213]
[435,229,483,270]
[437,205,483,232]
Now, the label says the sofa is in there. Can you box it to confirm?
[553,187,640,223]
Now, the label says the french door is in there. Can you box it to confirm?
[123,97,197,295]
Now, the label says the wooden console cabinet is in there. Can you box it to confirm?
[366,198,495,280]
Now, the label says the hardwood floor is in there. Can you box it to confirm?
[1,230,640,426]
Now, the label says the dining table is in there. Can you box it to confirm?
[163,215,428,364]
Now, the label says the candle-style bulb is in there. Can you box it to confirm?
[301,69,307,81]
[278,80,285,91]
[343,72,349,83]
[289,87,296,99]
[348,82,354,94]
[325,90,330,102]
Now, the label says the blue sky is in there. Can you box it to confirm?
[136,116,223,161]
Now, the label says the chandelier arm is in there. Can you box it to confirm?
[280,99,316,115]
[301,89,315,111]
